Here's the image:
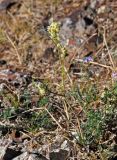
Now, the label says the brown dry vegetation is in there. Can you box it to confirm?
[0,0,117,160]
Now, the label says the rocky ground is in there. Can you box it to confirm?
[0,0,117,159]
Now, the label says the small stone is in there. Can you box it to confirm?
[0,0,17,10]
[0,60,7,65]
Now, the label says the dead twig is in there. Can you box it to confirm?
[103,27,115,68]
[4,31,22,65]
[45,108,63,130]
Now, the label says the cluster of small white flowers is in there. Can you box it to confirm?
[47,22,60,43]
[48,22,67,58]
